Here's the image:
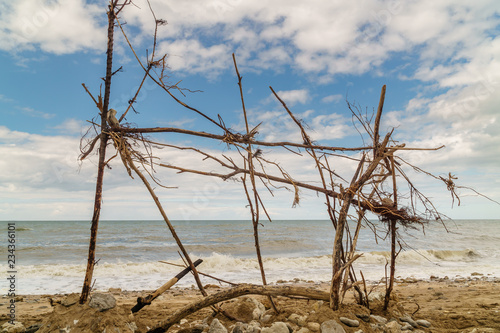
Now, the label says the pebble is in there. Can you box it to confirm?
[209,319,228,333]
[307,322,320,332]
[355,313,370,322]
[61,293,80,307]
[370,315,387,324]
[401,323,413,331]
[384,320,402,333]
[415,319,431,328]
[88,293,116,312]
[339,317,359,327]
[320,320,346,333]
[261,322,289,333]
[288,314,307,326]
[399,316,417,328]
[297,328,311,333]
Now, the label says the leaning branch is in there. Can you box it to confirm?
[147,284,330,333]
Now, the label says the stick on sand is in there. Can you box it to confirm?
[131,258,203,313]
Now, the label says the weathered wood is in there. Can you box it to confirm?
[80,0,117,304]
[147,284,330,333]
[132,259,203,313]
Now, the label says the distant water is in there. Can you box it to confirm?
[0,219,499,294]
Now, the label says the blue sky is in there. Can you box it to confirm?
[0,0,499,221]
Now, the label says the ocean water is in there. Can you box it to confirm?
[0,219,499,295]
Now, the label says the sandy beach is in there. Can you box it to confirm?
[2,277,499,333]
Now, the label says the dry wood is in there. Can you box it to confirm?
[79,0,119,304]
[132,259,203,313]
[147,284,330,333]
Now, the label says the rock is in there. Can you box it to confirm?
[231,322,247,333]
[320,320,346,333]
[384,321,402,333]
[223,297,266,323]
[1,321,26,333]
[307,322,320,332]
[88,293,116,312]
[353,331,364,333]
[415,319,431,328]
[261,322,289,333]
[399,316,417,328]
[261,315,273,324]
[297,328,311,333]
[355,313,370,322]
[288,314,307,326]
[370,315,387,324]
[339,317,359,327]
[61,293,80,307]
[401,323,413,331]
[209,319,228,333]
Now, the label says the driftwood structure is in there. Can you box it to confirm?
[77,1,495,331]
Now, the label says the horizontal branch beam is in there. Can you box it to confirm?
[117,126,372,152]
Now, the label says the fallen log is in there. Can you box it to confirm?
[132,258,203,313]
[147,284,330,332]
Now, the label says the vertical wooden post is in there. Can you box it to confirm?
[80,0,117,304]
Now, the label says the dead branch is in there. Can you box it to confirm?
[147,284,330,333]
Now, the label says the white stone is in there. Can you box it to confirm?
[209,319,228,333]
[320,320,345,333]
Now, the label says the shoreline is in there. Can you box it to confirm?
[2,277,500,332]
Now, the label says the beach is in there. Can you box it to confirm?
[1,219,500,331]
[3,277,500,332]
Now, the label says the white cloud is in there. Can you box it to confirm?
[0,0,106,54]
[322,94,343,104]
[269,89,310,106]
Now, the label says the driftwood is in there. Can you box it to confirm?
[77,0,495,316]
[132,259,203,313]
[147,284,330,333]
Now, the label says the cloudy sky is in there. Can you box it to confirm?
[0,0,499,221]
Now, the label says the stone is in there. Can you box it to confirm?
[231,322,247,333]
[384,321,402,333]
[320,320,346,333]
[355,313,370,322]
[307,322,320,332]
[1,321,26,333]
[399,316,417,328]
[61,293,80,307]
[288,314,307,326]
[401,323,413,331]
[370,315,387,324]
[339,317,359,327]
[223,297,266,323]
[297,328,311,333]
[88,293,116,312]
[415,319,431,328]
[209,319,228,333]
[261,322,289,333]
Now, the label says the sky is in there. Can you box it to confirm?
[0,0,499,221]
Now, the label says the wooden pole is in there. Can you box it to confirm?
[132,259,203,313]
[80,0,117,304]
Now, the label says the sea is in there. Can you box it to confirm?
[1,219,499,295]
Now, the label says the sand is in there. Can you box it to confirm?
[2,277,499,333]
